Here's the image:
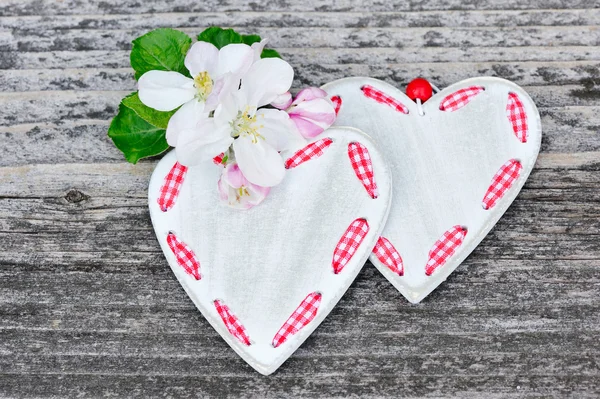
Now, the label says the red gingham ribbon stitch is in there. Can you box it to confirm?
[166,232,201,280]
[361,85,409,114]
[482,159,522,210]
[285,138,334,169]
[272,292,322,348]
[330,95,342,115]
[439,86,485,112]
[425,226,467,276]
[507,92,528,143]
[213,300,251,346]
[348,142,378,199]
[157,162,188,212]
[213,153,225,166]
[332,218,370,274]
[372,236,404,276]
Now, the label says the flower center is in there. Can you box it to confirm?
[231,106,264,143]
[236,186,251,199]
[193,71,213,101]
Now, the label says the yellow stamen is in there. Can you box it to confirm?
[193,71,213,101]
[231,106,265,143]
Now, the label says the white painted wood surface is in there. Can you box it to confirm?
[148,129,392,375]
[324,77,541,303]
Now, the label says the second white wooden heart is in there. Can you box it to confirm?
[323,77,541,303]
[148,127,391,375]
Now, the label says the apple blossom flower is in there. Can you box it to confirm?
[284,87,336,139]
[177,57,305,187]
[137,41,254,147]
[218,162,270,209]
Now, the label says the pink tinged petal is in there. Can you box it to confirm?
[138,71,195,112]
[292,87,328,104]
[216,43,254,77]
[271,92,293,109]
[233,134,286,187]
[217,175,229,202]
[288,98,336,122]
[288,98,336,139]
[242,58,294,107]
[166,100,206,146]
[184,41,219,77]
[290,116,326,139]
[222,163,246,188]
[175,119,234,166]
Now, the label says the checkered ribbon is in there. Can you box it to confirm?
[348,142,378,198]
[285,138,334,169]
[507,92,528,143]
[439,86,485,112]
[425,226,467,276]
[272,292,322,348]
[372,236,404,276]
[157,162,188,212]
[482,159,522,210]
[361,85,409,114]
[332,218,370,274]
[330,95,342,115]
[213,300,251,346]
[213,153,225,166]
[166,233,201,280]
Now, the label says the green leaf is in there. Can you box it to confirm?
[196,26,223,44]
[260,48,282,59]
[108,104,169,164]
[121,92,177,129]
[242,34,262,46]
[197,26,243,49]
[197,27,281,58]
[130,28,192,80]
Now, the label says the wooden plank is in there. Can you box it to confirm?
[0,0,597,16]
[3,46,600,71]
[2,26,599,52]
[0,374,597,399]
[2,9,600,30]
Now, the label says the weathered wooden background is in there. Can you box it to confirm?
[1,0,599,397]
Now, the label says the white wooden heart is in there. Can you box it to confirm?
[323,77,541,304]
[148,127,391,375]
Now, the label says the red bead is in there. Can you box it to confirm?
[406,78,433,102]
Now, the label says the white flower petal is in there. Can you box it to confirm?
[256,108,305,151]
[138,71,195,111]
[184,41,219,77]
[270,91,292,109]
[241,58,294,107]
[176,119,234,166]
[251,39,268,62]
[216,43,254,77]
[233,135,285,187]
[165,100,206,146]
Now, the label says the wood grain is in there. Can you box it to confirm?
[0,0,599,397]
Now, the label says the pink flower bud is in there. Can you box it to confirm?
[217,163,270,210]
[286,87,336,139]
